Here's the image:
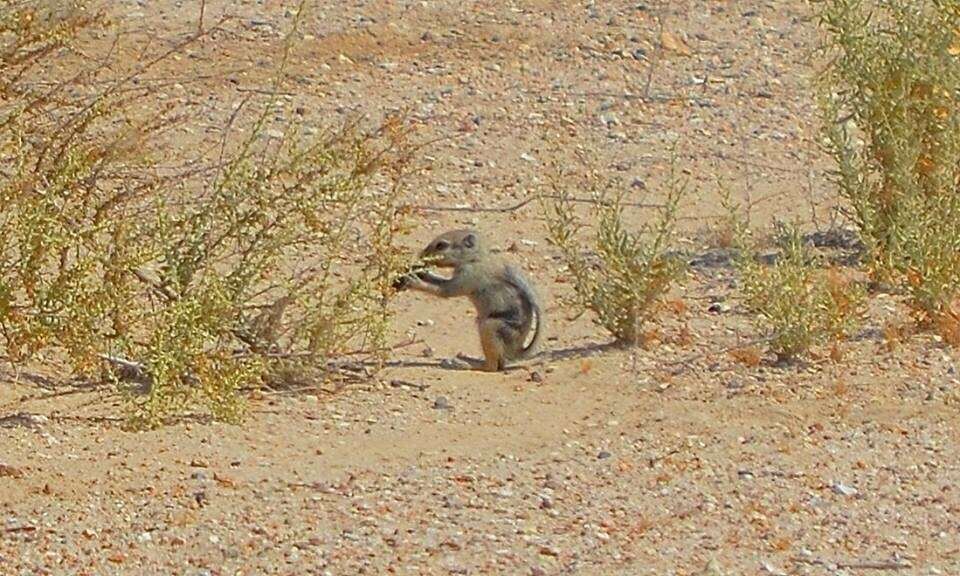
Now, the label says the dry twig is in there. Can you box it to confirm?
[791,556,912,571]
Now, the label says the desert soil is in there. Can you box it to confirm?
[2,1,959,575]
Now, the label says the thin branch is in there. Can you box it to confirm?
[235,87,298,97]
[409,193,666,214]
[98,353,151,385]
[644,13,665,99]
[791,556,912,571]
[32,14,232,174]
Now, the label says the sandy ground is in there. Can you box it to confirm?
[2,1,959,575]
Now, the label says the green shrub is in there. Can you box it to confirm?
[818,0,960,327]
[542,160,687,345]
[732,217,865,362]
[0,0,412,427]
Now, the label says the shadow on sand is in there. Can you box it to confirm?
[381,340,620,372]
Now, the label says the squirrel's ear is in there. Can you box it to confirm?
[462,233,476,248]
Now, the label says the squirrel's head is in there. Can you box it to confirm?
[419,229,483,267]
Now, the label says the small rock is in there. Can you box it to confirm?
[599,112,620,127]
[832,481,858,497]
[660,29,693,56]
[0,413,48,429]
[433,396,453,410]
[0,463,24,478]
[597,450,612,460]
[529,371,544,383]
[390,379,428,392]
[539,545,561,557]
[442,495,464,509]
[760,561,787,576]
[700,558,726,576]
[440,357,471,370]
[805,227,861,250]
[707,302,730,313]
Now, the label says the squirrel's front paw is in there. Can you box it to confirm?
[393,267,426,291]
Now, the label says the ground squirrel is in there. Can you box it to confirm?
[395,229,543,371]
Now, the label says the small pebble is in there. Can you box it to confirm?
[832,481,858,497]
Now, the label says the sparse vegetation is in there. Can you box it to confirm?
[729,209,865,362]
[0,0,412,427]
[5,3,960,573]
[541,157,687,346]
[818,0,960,339]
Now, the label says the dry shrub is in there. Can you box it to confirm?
[115,116,411,428]
[0,1,412,427]
[818,0,960,324]
[541,155,687,345]
[932,301,960,347]
[671,324,694,348]
[729,346,763,367]
[831,378,849,397]
[881,319,914,352]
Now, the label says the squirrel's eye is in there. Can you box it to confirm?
[434,240,449,251]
